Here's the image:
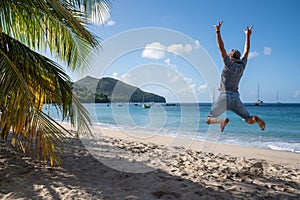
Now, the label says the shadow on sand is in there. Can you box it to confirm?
[1,138,299,199]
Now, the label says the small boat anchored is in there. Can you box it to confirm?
[254,84,263,106]
[142,103,151,109]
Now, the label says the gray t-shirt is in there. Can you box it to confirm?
[219,55,247,92]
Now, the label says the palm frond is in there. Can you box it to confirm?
[63,0,112,24]
[0,0,112,166]
[0,32,91,165]
[0,0,110,70]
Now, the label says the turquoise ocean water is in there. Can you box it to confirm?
[44,103,300,153]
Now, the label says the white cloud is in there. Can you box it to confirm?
[198,84,207,93]
[183,77,193,84]
[163,58,177,70]
[194,40,200,49]
[263,47,272,55]
[106,20,116,26]
[164,58,171,65]
[167,44,193,55]
[141,42,167,59]
[141,41,198,60]
[112,72,119,79]
[248,51,259,59]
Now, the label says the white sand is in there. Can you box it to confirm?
[96,127,300,169]
[1,126,300,199]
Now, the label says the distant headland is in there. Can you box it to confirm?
[73,76,166,103]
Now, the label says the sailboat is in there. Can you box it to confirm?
[276,90,282,105]
[254,84,263,106]
[141,96,151,109]
[142,103,151,109]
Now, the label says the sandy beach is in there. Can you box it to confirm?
[1,126,300,199]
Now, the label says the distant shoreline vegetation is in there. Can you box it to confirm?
[73,76,166,103]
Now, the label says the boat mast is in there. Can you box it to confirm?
[276,89,280,103]
[257,84,260,101]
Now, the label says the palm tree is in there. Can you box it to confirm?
[0,0,111,165]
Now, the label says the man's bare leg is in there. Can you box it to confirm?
[246,116,265,130]
[206,117,229,132]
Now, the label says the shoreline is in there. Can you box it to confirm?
[82,125,300,170]
[67,120,300,154]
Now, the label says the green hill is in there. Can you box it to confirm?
[73,76,166,103]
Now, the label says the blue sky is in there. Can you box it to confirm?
[73,0,300,103]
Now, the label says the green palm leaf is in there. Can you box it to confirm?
[0,0,111,70]
[0,32,93,165]
[0,0,111,165]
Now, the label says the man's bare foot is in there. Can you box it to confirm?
[254,116,265,131]
[220,118,229,132]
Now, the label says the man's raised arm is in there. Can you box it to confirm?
[242,25,253,59]
[215,21,227,60]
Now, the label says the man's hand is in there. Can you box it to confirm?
[244,25,254,36]
[214,21,223,32]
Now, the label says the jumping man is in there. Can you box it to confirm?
[206,21,266,132]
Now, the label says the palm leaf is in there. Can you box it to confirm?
[0,0,111,70]
[0,32,91,165]
[0,0,111,165]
